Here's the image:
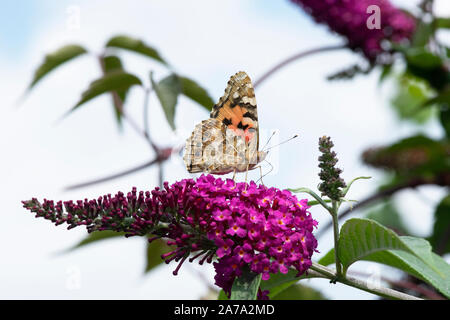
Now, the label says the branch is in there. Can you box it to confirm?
[348,271,445,300]
[309,263,423,300]
[158,162,164,188]
[390,278,445,300]
[142,86,158,151]
[253,44,347,89]
[64,146,181,191]
[64,158,159,190]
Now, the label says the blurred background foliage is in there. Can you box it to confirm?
[23,0,449,299]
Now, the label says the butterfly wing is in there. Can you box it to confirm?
[184,71,260,174]
[184,118,228,174]
[210,71,259,150]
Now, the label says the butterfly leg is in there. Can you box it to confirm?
[258,166,264,186]
[232,169,237,181]
[244,163,249,190]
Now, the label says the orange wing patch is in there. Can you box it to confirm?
[210,71,259,144]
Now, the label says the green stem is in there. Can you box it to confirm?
[341,176,371,198]
[331,201,342,277]
[288,187,333,214]
[309,263,422,300]
[307,199,332,207]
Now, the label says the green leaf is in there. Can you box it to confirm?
[103,55,124,73]
[338,218,438,275]
[151,73,181,130]
[378,64,392,84]
[436,17,450,29]
[260,269,300,299]
[68,230,126,251]
[145,239,172,273]
[365,201,412,235]
[28,44,87,90]
[424,88,450,107]
[101,55,129,127]
[179,76,214,111]
[321,241,450,298]
[317,248,336,267]
[230,267,262,300]
[259,268,321,299]
[405,48,442,69]
[391,73,436,123]
[71,72,142,112]
[428,194,450,255]
[217,290,229,300]
[411,21,434,47]
[271,284,326,300]
[440,107,450,137]
[364,248,450,299]
[105,35,167,65]
[395,44,449,90]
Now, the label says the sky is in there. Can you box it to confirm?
[0,0,449,299]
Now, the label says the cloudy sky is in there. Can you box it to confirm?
[1,0,448,299]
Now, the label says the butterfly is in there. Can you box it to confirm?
[183,71,267,175]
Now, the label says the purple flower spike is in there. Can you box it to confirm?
[291,0,416,60]
[22,174,318,299]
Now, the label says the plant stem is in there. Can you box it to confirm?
[253,44,347,89]
[288,187,333,214]
[331,200,342,277]
[307,199,332,207]
[158,162,164,188]
[143,86,158,152]
[309,263,423,300]
[341,176,371,198]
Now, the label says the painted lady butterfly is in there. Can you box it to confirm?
[184,71,267,175]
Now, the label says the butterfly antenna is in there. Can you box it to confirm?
[256,159,274,184]
[261,131,277,151]
[265,134,299,151]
